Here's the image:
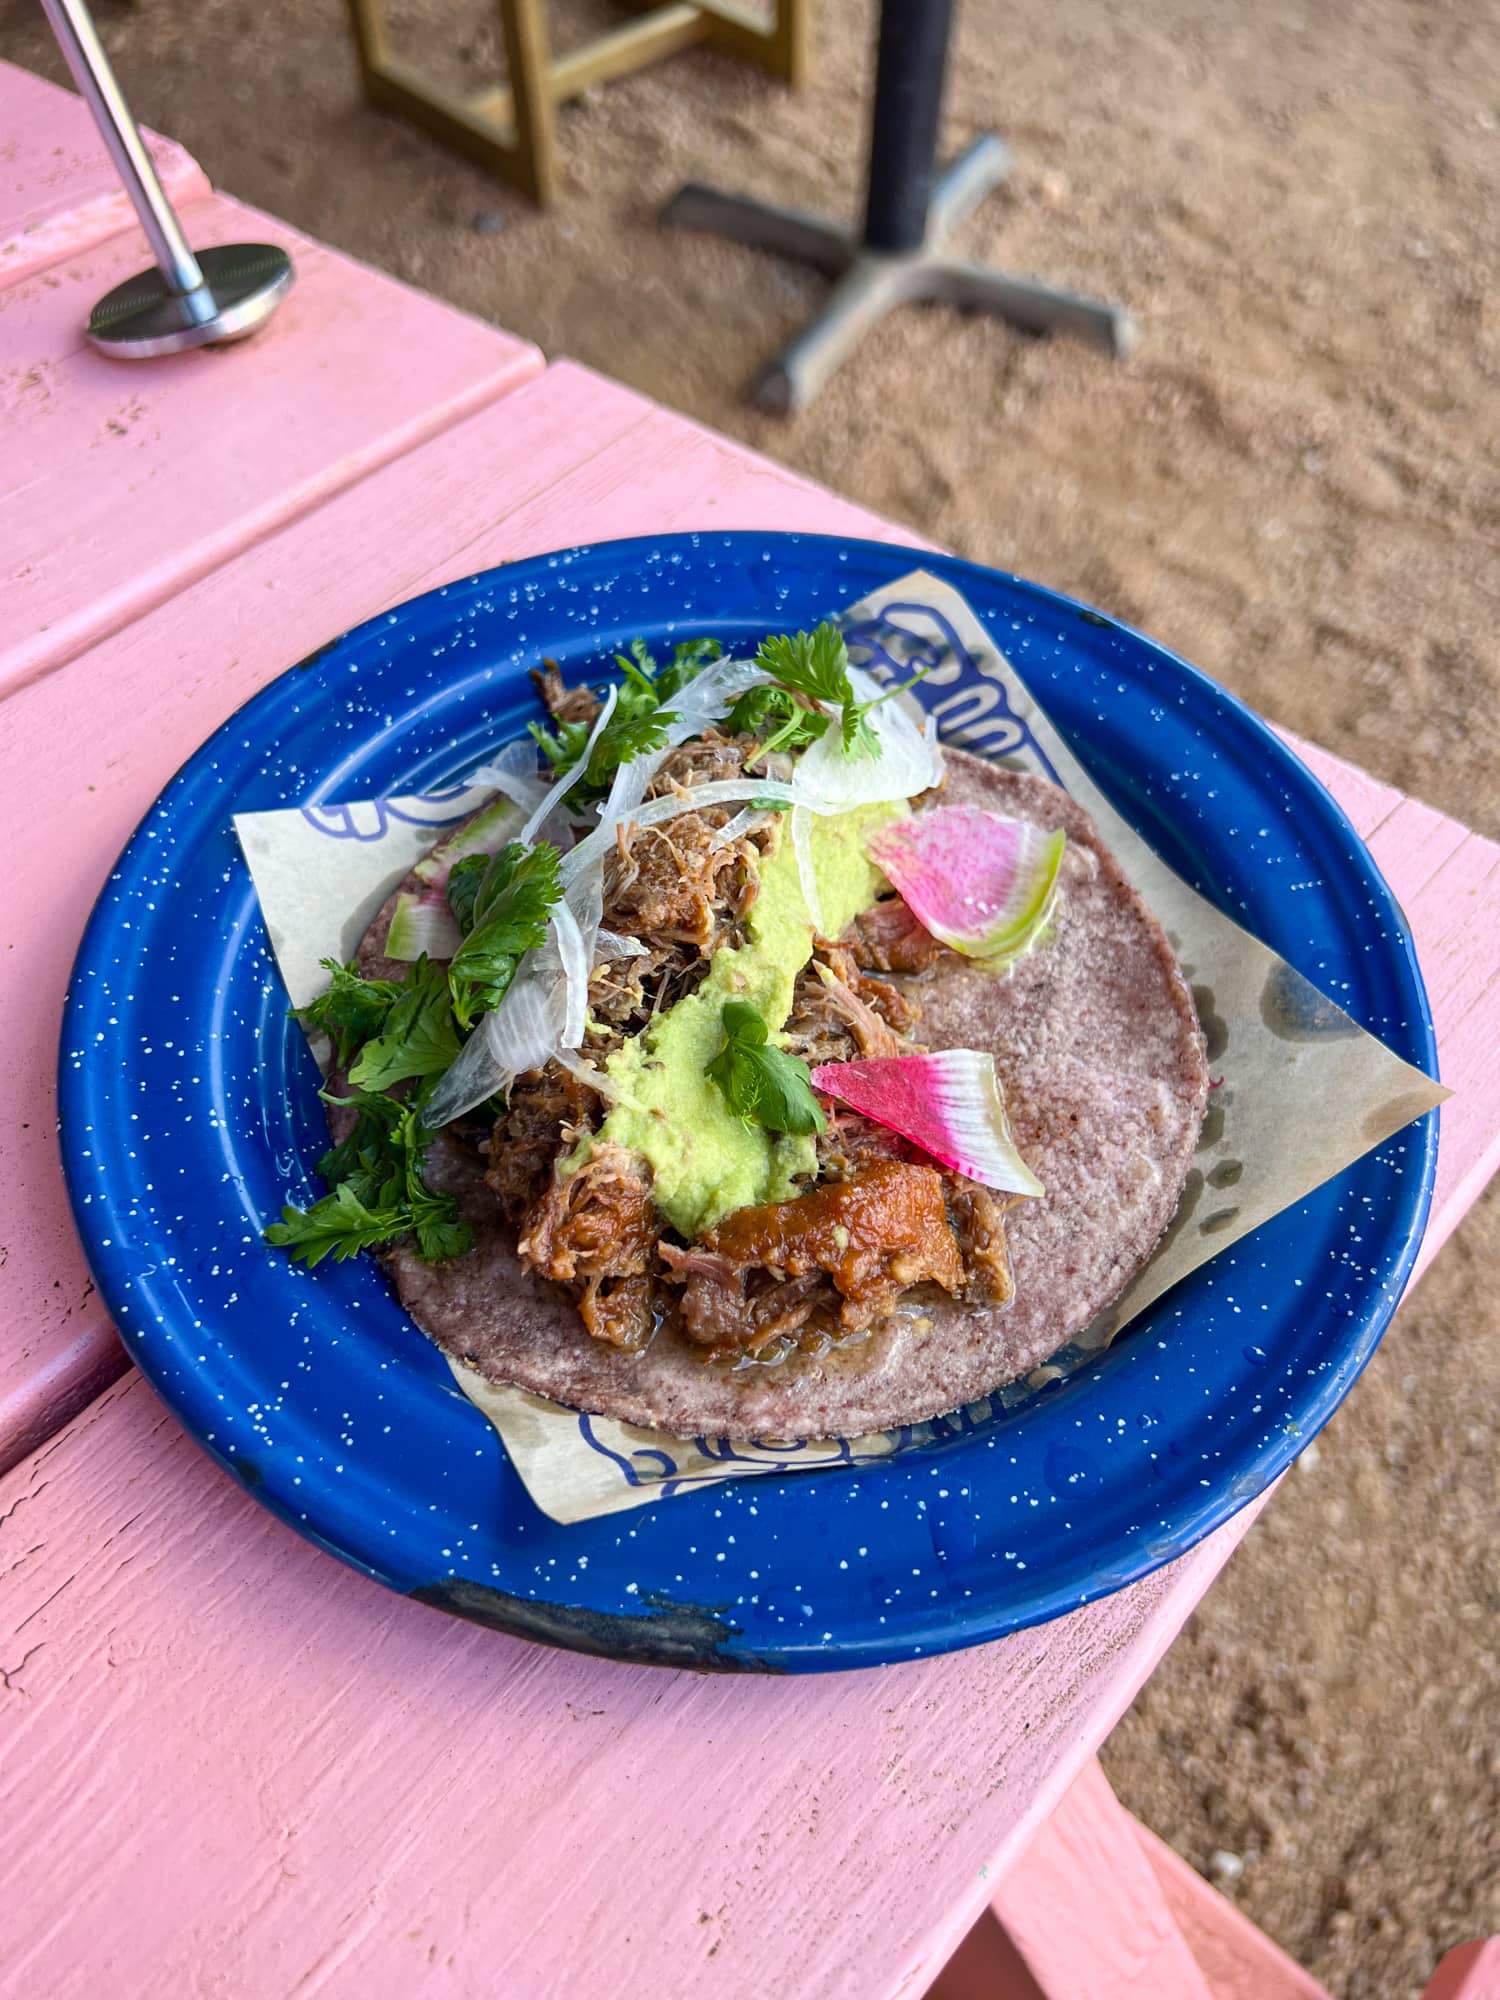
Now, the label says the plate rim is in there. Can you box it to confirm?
[58,530,1440,1670]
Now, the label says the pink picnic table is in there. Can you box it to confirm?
[1,61,1496,2000]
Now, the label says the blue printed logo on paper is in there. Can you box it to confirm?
[845,600,1062,785]
[299,783,482,844]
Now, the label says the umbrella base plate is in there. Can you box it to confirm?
[86,242,294,359]
[662,137,1135,414]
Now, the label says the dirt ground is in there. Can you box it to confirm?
[5,0,1497,1990]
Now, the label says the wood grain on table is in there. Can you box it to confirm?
[1,360,1498,1999]
[0,60,209,289]
[0,1368,1262,2000]
[0,194,541,701]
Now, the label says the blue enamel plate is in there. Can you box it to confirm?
[60,534,1438,1672]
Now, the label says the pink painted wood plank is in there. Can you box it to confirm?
[0,365,1495,2000]
[989,1759,1216,2000]
[1133,1815,1332,2000]
[926,1911,1048,2000]
[1275,728,1406,845]
[0,60,210,288]
[1425,1940,1500,2000]
[0,1372,1267,2000]
[0,363,912,1474]
[0,193,541,700]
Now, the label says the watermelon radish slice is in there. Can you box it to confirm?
[809,1049,1044,1196]
[865,805,1065,966]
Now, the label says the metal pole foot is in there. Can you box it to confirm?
[750,258,919,414]
[927,134,1013,239]
[662,184,852,278]
[87,243,295,358]
[924,258,1138,358]
[43,0,294,358]
[662,129,1135,411]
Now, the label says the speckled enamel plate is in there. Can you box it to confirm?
[59,535,1438,1672]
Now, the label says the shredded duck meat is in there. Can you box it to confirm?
[781,952,915,1066]
[515,1140,658,1349]
[662,1159,967,1358]
[471,663,1016,1360]
[601,731,773,955]
[530,659,600,727]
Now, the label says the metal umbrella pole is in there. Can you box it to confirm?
[41,0,293,357]
[663,0,1135,413]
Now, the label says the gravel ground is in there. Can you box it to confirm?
[6,0,1497,1991]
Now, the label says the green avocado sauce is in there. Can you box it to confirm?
[585,801,899,1236]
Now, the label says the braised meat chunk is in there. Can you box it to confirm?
[516,1140,658,1349]
[663,1159,967,1358]
[485,1063,598,1224]
[843,895,946,975]
[945,1180,1017,1308]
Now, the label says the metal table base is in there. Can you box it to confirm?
[663,1,1135,413]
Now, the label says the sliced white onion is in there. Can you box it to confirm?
[596,928,649,960]
[794,656,944,809]
[424,953,563,1125]
[661,654,767,738]
[707,806,773,852]
[551,893,591,1051]
[519,685,619,846]
[468,734,550,818]
[790,804,826,936]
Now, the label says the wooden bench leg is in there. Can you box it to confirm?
[495,0,557,205]
[928,1757,1331,2000]
[1424,1939,1500,2000]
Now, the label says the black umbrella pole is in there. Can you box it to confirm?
[862,0,955,254]
[661,0,1134,410]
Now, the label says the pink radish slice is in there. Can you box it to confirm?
[866,805,1065,966]
[809,1049,1043,1196]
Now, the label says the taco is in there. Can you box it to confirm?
[269,627,1209,1440]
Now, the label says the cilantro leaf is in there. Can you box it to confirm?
[265,1182,411,1267]
[447,840,562,1030]
[347,956,463,1092]
[705,1000,826,1136]
[726,682,830,761]
[528,713,593,780]
[293,958,402,1070]
[266,1086,473,1268]
[755,625,852,707]
[656,635,722,699]
[749,623,884,763]
[444,853,489,935]
[529,637,722,803]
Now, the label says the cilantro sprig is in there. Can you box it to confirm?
[294,960,402,1070]
[728,623,936,764]
[445,840,562,1030]
[269,841,562,1268]
[529,636,722,803]
[706,1000,826,1136]
[265,1087,472,1267]
[344,955,462,1092]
